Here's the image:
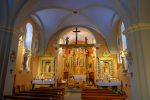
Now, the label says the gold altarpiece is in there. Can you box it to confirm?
[56,44,98,82]
[38,56,55,79]
[96,51,116,81]
[64,48,87,75]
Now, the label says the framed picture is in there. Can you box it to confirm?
[98,60,113,78]
[40,57,54,78]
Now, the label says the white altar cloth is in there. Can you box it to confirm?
[96,81,121,86]
[32,80,55,85]
[73,75,86,82]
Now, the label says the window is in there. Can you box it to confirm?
[25,22,33,50]
[121,22,127,50]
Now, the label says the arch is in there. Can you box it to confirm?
[58,27,97,44]
[47,26,104,46]
[31,15,46,53]
[13,0,130,31]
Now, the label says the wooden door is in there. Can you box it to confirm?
[64,72,68,79]
[89,72,94,83]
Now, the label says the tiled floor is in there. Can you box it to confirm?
[64,92,81,100]
[64,88,81,100]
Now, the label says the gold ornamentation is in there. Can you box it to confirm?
[103,51,111,58]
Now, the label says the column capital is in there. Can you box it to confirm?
[125,23,150,35]
[0,26,22,36]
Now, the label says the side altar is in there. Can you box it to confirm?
[31,79,55,89]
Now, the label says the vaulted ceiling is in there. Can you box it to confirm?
[5,0,140,53]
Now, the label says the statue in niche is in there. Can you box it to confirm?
[103,62,111,81]
[85,37,88,44]
[65,61,69,72]
[88,63,93,72]
[104,62,109,73]
[23,49,30,70]
[45,62,51,72]
[65,37,69,45]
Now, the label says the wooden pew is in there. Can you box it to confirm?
[15,92,58,99]
[81,88,126,100]
[4,87,64,100]
[31,87,64,98]
[3,95,57,100]
[32,87,65,94]
[82,95,126,100]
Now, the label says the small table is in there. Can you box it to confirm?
[31,80,55,89]
[96,81,121,91]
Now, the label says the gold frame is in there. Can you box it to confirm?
[39,56,54,79]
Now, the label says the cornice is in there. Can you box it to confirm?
[125,23,150,35]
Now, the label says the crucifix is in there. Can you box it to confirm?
[73,27,80,44]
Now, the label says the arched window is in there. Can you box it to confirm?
[121,22,127,50]
[25,22,33,50]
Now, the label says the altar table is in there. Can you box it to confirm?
[96,81,121,86]
[73,75,86,82]
[31,80,55,89]
[96,81,121,91]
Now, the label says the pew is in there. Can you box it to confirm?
[82,95,126,100]
[4,87,64,100]
[31,87,65,98]
[15,92,58,98]
[81,88,126,100]
[3,95,57,100]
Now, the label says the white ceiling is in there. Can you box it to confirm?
[10,0,140,53]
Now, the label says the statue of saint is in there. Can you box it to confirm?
[65,37,69,45]
[23,49,30,70]
[104,63,109,73]
[85,37,88,44]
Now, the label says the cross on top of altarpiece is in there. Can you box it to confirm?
[73,27,80,44]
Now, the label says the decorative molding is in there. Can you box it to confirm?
[125,23,150,35]
[0,26,22,36]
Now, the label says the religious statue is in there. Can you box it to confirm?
[104,62,109,73]
[85,37,88,44]
[23,49,30,70]
[65,36,69,45]
[103,62,112,81]
[45,62,51,72]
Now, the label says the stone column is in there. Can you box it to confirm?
[0,26,20,96]
[125,23,150,100]
[54,47,59,87]
[94,47,100,82]
[95,47,99,81]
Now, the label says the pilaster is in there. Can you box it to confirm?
[54,47,59,87]
[0,26,20,96]
[125,23,150,100]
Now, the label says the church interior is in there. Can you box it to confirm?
[0,0,150,100]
